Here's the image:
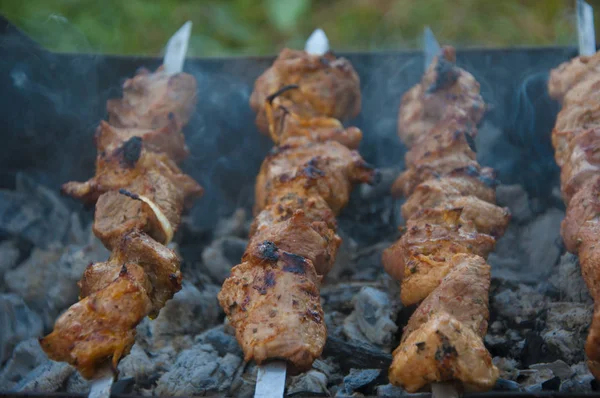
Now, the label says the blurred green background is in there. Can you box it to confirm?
[1,0,600,56]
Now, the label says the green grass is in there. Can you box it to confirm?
[1,0,599,56]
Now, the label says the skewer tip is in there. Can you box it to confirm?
[305,28,329,56]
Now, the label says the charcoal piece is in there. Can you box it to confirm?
[549,253,592,304]
[149,281,222,343]
[0,294,43,363]
[541,376,561,391]
[530,360,574,380]
[195,325,242,357]
[343,368,381,392]
[352,287,398,347]
[0,338,47,390]
[286,369,328,396]
[323,336,392,372]
[376,383,407,397]
[4,235,109,329]
[201,236,247,283]
[0,240,19,277]
[117,343,156,382]
[494,378,521,391]
[214,208,248,238]
[0,174,70,248]
[154,344,241,396]
[11,360,74,392]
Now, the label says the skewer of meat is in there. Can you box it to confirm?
[547,50,600,379]
[38,31,202,381]
[382,46,511,392]
[217,40,377,388]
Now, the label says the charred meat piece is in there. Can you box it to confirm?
[62,147,202,206]
[107,66,197,130]
[248,209,341,277]
[95,119,189,162]
[250,49,361,135]
[218,242,325,371]
[389,254,497,392]
[548,51,600,102]
[254,141,377,215]
[382,208,496,305]
[559,128,600,204]
[93,169,190,249]
[397,47,485,147]
[40,269,152,379]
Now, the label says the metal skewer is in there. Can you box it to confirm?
[576,0,596,57]
[423,26,462,398]
[253,28,330,398]
[86,20,192,398]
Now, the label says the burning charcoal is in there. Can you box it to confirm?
[321,283,376,314]
[229,363,257,398]
[375,383,407,397]
[559,362,595,392]
[323,336,392,372]
[194,325,242,357]
[313,358,343,385]
[214,208,248,238]
[344,287,398,350]
[530,360,574,380]
[149,281,221,343]
[352,243,393,281]
[0,294,43,363]
[0,174,71,248]
[286,369,328,396]
[493,356,519,380]
[4,236,109,329]
[549,253,592,304]
[0,338,47,390]
[495,184,532,223]
[117,343,156,382]
[517,368,555,392]
[520,208,565,278]
[64,372,90,394]
[10,360,74,393]
[542,302,591,363]
[343,368,381,393]
[201,236,248,283]
[492,284,546,325]
[154,344,242,396]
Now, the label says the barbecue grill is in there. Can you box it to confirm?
[1,14,598,398]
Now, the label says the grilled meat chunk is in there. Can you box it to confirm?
[254,141,377,215]
[397,47,485,147]
[548,51,600,102]
[250,49,361,135]
[62,146,202,206]
[558,128,600,204]
[41,231,181,378]
[218,242,325,371]
[389,254,497,392]
[95,119,189,162]
[107,66,197,130]
[382,208,496,305]
[248,209,341,277]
